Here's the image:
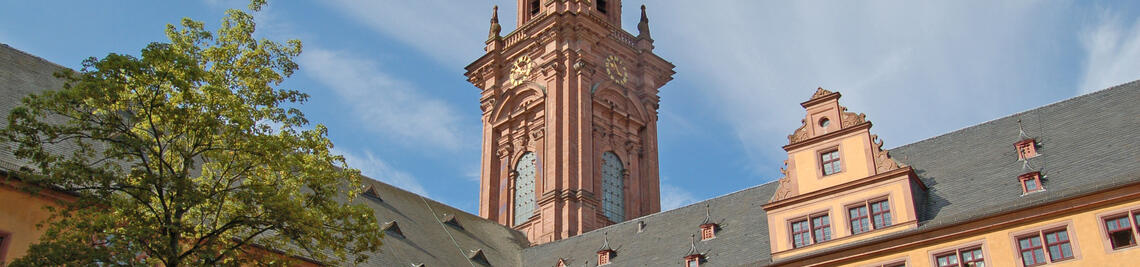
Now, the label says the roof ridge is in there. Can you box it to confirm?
[1,43,73,71]
[888,79,1140,152]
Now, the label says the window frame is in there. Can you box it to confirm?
[928,240,988,267]
[699,224,716,241]
[819,147,842,176]
[847,197,893,235]
[1015,139,1037,160]
[597,250,613,265]
[1009,222,1081,267]
[789,212,832,248]
[1097,208,1140,253]
[1018,172,1044,194]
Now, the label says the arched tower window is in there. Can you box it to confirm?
[601,151,625,222]
[514,152,538,226]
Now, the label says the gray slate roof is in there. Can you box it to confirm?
[3,43,1139,266]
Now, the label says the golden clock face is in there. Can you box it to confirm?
[604,55,628,86]
[508,55,533,87]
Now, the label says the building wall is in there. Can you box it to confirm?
[0,177,65,264]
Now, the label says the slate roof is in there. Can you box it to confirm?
[3,43,1140,266]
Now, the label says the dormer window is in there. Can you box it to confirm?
[683,254,703,267]
[820,149,841,176]
[597,0,608,14]
[700,224,716,240]
[1020,172,1044,194]
[1015,139,1037,159]
[597,250,613,265]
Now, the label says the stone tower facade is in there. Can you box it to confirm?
[465,0,675,244]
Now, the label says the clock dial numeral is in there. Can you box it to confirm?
[605,55,628,86]
[509,55,534,87]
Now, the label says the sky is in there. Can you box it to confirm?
[2,0,1139,214]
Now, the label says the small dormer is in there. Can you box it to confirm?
[442,214,463,230]
[699,204,718,241]
[362,185,382,202]
[597,233,616,266]
[763,88,925,259]
[382,220,404,238]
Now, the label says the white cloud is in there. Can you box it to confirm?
[1079,12,1140,94]
[335,148,429,197]
[300,47,465,150]
[646,1,1073,173]
[319,1,503,66]
[660,183,697,211]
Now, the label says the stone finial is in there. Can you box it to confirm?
[637,5,651,40]
[489,5,502,40]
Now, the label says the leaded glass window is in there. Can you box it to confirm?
[514,152,537,226]
[601,151,624,223]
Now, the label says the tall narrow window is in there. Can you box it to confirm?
[1105,213,1137,249]
[791,213,831,248]
[529,0,540,15]
[597,0,608,13]
[601,152,625,223]
[514,152,537,226]
[1017,228,1075,266]
[849,199,892,235]
[821,149,841,176]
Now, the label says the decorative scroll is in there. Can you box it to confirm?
[810,87,834,100]
[771,160,795,202]
[870,134,906,173]
[839,106,866,127]
[787,119,810,144]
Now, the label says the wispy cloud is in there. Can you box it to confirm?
[335,148,429,197]
[318,0,498,66]
[1079,11,1140,94]
[300,47,465,150]
[660,182,697,211]
[648,1,1073,175]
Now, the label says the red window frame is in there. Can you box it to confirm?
[597,250,612,265]
[790,213,831,248]
[849,199,891,235]
[683,255,702,267]
[1104,213,1138,250]
[821,149,841,176]
[1015,139,1037,159]
[934,246,984,267]
[0,230,10,265]
[700,224,716,240]
[1017,234,1046,266]
[1042,229,1074,261]
[1019,172,1044,194]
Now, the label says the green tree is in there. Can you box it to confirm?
[1,2,382,266]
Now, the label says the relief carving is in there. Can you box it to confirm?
[870,134,906,173]
[810,87,834,100]
[770,176,795,202]
[787,119,810,144]
[839,106,867,128]
[497,143,514,158]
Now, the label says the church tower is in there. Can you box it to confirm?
[465,0,675,244]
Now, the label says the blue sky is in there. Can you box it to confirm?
[3,1,1140,214]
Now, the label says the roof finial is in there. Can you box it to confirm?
[637,5,651,40]
[1017,117,1031,140]
[489,5,502,40]
[599,232,612,251]
[686,234,700,256]
[701,203,712,225]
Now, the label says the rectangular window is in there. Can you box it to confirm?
[821,149,841,175]
[598,251,611,265]
[1019,172,1044,194]
[935,246,984,267]
[529,0,540,15]
[1015,139,1037,159]
[1105,214,1137,249]
[849,199,892,235]
[790,213,831,248]
[700,225,715,240]
[1018,228,1075,266]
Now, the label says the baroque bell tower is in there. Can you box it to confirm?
[465,0,675,244]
